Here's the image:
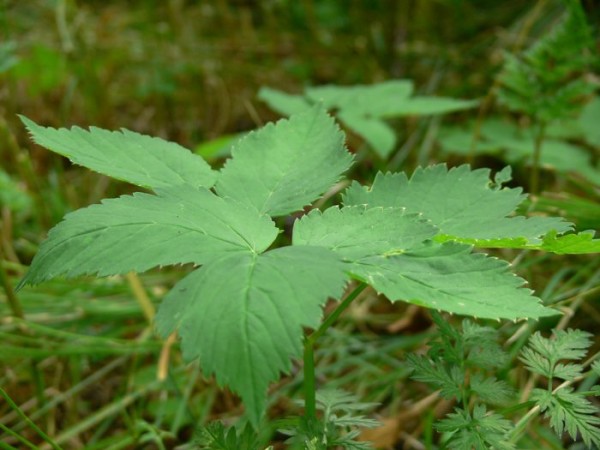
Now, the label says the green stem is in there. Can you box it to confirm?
[303,282,368,420]
[530,121,547,196]
[0,387,63,450]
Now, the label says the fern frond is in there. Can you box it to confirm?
[533,387,600,448]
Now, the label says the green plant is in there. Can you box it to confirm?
[407,314,600,449]
[259,80,477,158]
[17,106,599,435]
[496,0,597,193]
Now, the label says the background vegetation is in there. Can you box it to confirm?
[1,1,598,448]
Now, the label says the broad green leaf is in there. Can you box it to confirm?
[293,205,437,261]
[343,164,572,245]
[20,116,217,190]
[337,111,397,158]
[305,80,414,116]
[257,87,311,116]
[216,106,353,217]
[350,241,557,320]
[155,246,347,425]
[19,186,278,286]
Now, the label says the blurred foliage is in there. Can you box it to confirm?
[1,0,599,448]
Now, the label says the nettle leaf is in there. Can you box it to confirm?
[155,246,347,426]
[351,242,555,320]
[344,164,573,248]
[292,205,437,261]
[20,116,217,190]
[19,186,278,286]
[216,106,353,217]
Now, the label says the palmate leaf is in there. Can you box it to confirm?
[350,242,556,320]
[292,205,437,261]
[155,246,347,426]
[343,164,573,247]
[20,116,217,190]
[18,186,278,287]
[216,106,353,217]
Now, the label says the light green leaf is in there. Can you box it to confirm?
[20,116,217,190]
[216,106,353,217]
[257,87,312,116]
[292,205,437,261]
[19,186,278,286]
[343,164,572,245]
[383,96,478,117]
[351,242,557,320]
[194,133,244,160]
[534,230,600,254]
[155,246,347,425]
[337,111,397,158]
[305,80,414,117]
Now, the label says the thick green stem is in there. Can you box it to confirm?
[530,121,547,196]
[303,282,368,420]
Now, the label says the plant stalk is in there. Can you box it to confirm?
[303,282,367,420]
[0,388,62,450]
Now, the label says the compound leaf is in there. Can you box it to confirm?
[351,241,556,320]
[216,106,353,217]
[436,405,515,450]
[343,164,572,246]
[292,205,437,261]
[20,116,217,190]
[19,186,278,287]
[533,388,600,448]
[155,246,347,426]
